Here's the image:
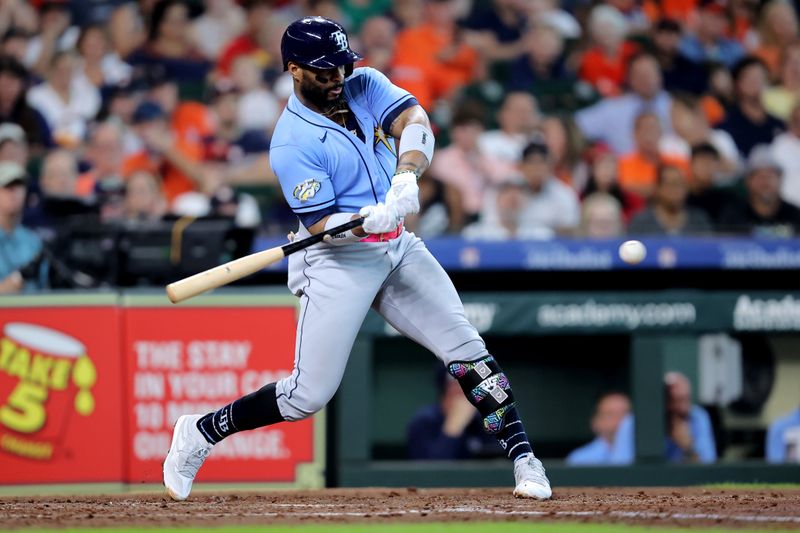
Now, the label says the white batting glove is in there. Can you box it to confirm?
[359,203,401,234]
[384,170,420,217]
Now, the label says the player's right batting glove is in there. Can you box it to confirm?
[359,203,401,234]
[384,170,420,217]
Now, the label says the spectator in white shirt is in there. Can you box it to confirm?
[771,102,800,207]
[478,92,541,163]
[26,50,100,148]
[518,139,581,235]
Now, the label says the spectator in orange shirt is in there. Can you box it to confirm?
[579,5,639,97]
[122,100,204,204]
[391,0,479,110]
[618,111,689,198]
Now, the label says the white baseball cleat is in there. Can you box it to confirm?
[512,454,552,499]
[163,414,213,501]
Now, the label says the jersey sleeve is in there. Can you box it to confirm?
[270,144,336,216]
[359,67,419,133]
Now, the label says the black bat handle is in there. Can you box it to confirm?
[280,216,366,256]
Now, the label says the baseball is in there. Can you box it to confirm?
[619,240,647,265]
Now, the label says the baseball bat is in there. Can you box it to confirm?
[166,216,366,304]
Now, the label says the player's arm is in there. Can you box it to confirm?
[379,105,435,221]
[389,105,434,178]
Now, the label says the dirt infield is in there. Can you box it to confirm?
[1,487,800,530]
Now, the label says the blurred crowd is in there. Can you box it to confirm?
[2,0,800,291]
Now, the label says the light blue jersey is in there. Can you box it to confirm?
[270,67,418,226]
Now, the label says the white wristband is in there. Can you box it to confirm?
[398,123,434,164]
[323,212,361,246]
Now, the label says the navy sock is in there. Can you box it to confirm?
[495,406,533,462]
[196,382,283,445]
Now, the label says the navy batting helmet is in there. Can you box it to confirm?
[281,17,363,73]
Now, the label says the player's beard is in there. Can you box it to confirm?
[300,78,344,112]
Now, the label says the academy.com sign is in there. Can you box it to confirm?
[734,295,800,330]
[537,300,697,330]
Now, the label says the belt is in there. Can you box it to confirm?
[360,222,404,242]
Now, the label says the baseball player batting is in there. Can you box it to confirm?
[163,16,551,501]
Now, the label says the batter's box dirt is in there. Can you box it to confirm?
[1,487,799,530]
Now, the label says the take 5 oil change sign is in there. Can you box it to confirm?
[0,308,124,484]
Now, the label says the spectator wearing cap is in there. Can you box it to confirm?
[122,100,206,204]
[763,45,800,122]
[581,144,645,223]
[719,56,785,157]
[26,0,81,78]
[391,0,479,111]
[216,0,272,78]
[76,24,133,89]
[679,0,745,68]
[512,139,581,237]
[26,50,101,147]
[190,0,246,62]
[659,93,741,176]
[628,163,712,235]
[618,111,688,198]
[478,92,541,163]
[652,18,708,95]
[0,122,28,167]
[686,142,739,222]
[429,108,515,231]
[578,5,639,98]
[0,55,53,149]
[575,53,672,155]
[718,145,800,235]
[0,161,44,293]
[126,0,212,85]
[772,102,800,206]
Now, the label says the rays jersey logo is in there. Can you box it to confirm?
[374,126,395,154]
[293,179,321,202]
[331,30,349,51]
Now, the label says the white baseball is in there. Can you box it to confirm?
[619,240,647,265]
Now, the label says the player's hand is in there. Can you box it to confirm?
[359,203,400,234]
[384,170,419,217]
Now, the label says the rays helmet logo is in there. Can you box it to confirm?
[293,179,321,202]
[331,30,348,51]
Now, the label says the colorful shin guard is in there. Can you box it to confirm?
[448,355,515,434]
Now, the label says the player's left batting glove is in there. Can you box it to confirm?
[384,170,420,217]
[359,203,401,234]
